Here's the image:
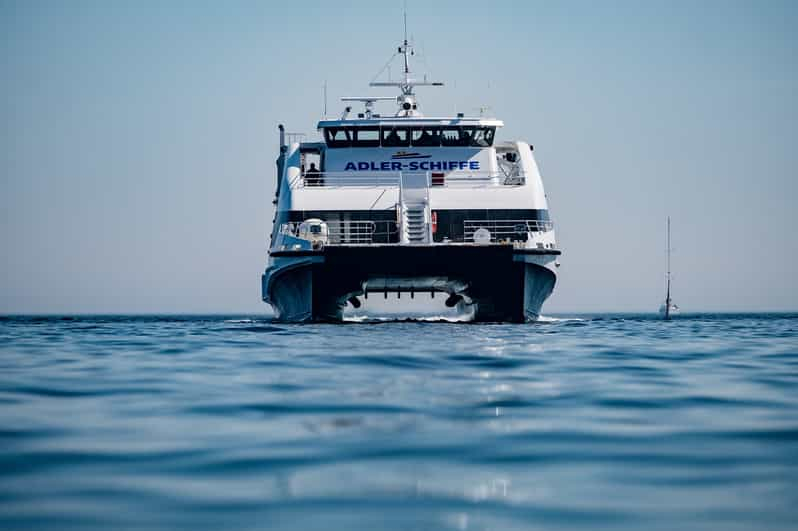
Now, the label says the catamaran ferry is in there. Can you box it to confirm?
[261,33,561,322]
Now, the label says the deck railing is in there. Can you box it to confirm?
[279,218,553,247]
[280,220,399,245]
[293,172,401,188]
[291,171,525,189]
[462,219,554,243]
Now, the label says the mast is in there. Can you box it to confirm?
[664,216,671,320]
[403,9,409,86]
[367,10,443,117]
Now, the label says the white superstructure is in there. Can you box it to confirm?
[261,31,561,322]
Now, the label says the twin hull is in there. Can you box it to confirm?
[262,245,558,322]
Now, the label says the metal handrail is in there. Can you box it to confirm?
[463,219,554,243]
[280,220,399,244]
[285,133,306,145]
[464,219,554,232]
[298,171,402,188]
[292,170,523,188]
[278,218,552,246]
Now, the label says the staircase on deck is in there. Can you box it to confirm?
[399,173,431,245]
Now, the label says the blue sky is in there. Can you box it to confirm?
[1,0,796,313]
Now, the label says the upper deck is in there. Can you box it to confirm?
[317,117,503,129]
[318,115,504,129]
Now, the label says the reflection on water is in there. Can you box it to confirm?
[0,314,797,530]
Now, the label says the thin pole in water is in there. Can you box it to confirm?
[664,216,671,320]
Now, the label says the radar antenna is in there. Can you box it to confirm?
[340,9,443,118]
[368,8,443,117]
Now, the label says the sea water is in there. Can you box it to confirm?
[0,314,796,530]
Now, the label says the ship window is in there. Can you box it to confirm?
[440,127,469,147]
[411,127,441,147]
[460,127,478,146]
[440,126,496,147]
[352,127,380,147]
[324,127,352,148]
[381,126,411,147]
[472,127,496,147]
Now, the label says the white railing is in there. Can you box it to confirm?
[463,219,554,243]
[293,171,401,188]
[278,218,553,247]
[280,220,399,245]
[285,133,306,145]
[291,171,525,189]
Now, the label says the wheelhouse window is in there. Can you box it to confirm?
[440,127,467,147]
[411,127,441,147]
[324,127,352,148]
[352,127,380,147]
[381,126,411,147]
[324,125,496,148]
[440,126,496,147]
[471,127,495,147]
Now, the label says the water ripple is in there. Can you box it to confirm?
[0,313,796,530]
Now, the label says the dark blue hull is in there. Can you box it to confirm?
[262,245,558,322]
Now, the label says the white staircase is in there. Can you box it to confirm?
[403,204,428,244]
[399,172,431,245]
